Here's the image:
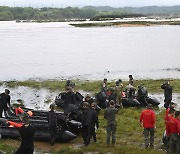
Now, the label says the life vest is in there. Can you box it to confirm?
[7,121,23,128]
[15,107,24,115]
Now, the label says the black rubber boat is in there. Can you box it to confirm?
[5,108,82,134]
[0,126,76,142]
[55,92,84,108]
[122,98,141,107]
[146,96,160,106]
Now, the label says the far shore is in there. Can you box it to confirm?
[70,20,180,27]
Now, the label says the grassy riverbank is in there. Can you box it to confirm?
[3,79,180,93]
[57,108,166,154]
[0,79,179,153]
[0,108,166,154]
[70,21,180,28]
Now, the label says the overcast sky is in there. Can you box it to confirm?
[0,0,180,8]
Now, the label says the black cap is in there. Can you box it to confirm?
[5,89,10,94]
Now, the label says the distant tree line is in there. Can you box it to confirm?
[1,5,180,21]
[0,6,99,21]
[83,5,180,18]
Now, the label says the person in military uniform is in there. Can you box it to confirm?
[104,100,118,146]
[114,80,123,108]
[101,78,108,93]
[125,84,136,98]
[0,89,11,117]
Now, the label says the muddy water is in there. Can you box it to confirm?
[0,85,180,109]
[1,21,180,81]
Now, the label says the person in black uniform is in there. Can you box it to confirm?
[15,113,36,154]
[0,89,11,117]
[161,81,173,109]
[47,103,57,146]
[64,87,76,108]
[91,103,99,143]
[81,102,99,146]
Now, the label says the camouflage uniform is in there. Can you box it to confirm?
[104,106,118,145]
[114,84,123,108]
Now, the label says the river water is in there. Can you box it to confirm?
[0,21,180,81]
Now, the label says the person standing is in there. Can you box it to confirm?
[164,108,175,150]
[104,100,118,146]
[114,80,123,108]
[101,78,108,93]
[140,104,156,148]
[161,81,173,109]
[0,89,11,117]
[64,86,76,109]
[15,113,36,154]
[166,111,180,153]
[81,102,98,146]
[47,104,57,146]
[128,75,134,85]
[136,85,148,106]
[91,103,99,143]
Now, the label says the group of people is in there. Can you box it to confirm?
[0,77,177,153]
[141,101,180,153]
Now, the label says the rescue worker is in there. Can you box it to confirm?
[84,94,94,106]
[104,100,118,146]
[114,80,123,108]
[15,113,36,154]
[12,104,33,117]
[136,85,148,106]
[164,109,175,152]
[161,81,173,109]
[47,104,57,146]
[140,104,156,148]
[91,103,99,143]
[65,80,75,89]
[128,75,134,85]
[166,111,180,153]
[64,86,76,108]
[125,84,136,98]
[101,78,108,93]
[165,102,176,119]
[0,89,11,117]
[81,102,98,146]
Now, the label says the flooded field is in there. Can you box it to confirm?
[0,85,180,109]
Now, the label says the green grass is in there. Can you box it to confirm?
[0,79,178,153]
[0,139,17,153]
[0,108,167,154]
[2,79,180,93]
[57,108,166,154]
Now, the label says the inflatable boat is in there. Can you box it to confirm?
[55,92,84,108]
[0,126,76,142]
[5,108,82,134]
[122,98,141,107]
